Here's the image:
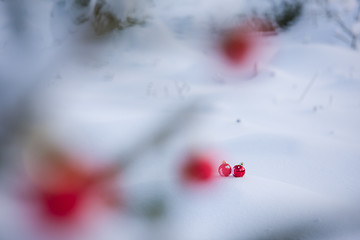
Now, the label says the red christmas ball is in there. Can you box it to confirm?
[233,163,245,177]
[218,161,231,177]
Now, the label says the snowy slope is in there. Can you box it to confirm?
[1,0,360,240]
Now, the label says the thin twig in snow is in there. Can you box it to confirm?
[299,73,319,102]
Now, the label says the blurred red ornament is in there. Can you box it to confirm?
[182,152,214,183]
[221,29,254,65]
[233,162,245,178]
[219,18,274,68]
[218,160,231,177]
[26,147,122,223]
[39,178,87,219]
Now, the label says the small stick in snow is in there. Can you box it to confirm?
[299,73,319,102]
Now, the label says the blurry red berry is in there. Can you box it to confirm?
[221,28,254,65]
[233,163,245,178]
[219,17,274,68]
[27,148,121,223]
[182,153,214,183]
[40,187,84,219]
[218,161,231,177]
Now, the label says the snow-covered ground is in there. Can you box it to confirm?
[1,0,360,240]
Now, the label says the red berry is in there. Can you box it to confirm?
[35,164,94,221]
[27,148,122,223]
[182,153,214,183]
[218,161,231,177]
[222,32,253,64]
[40,187,84,219]
[233,163,245,177]
[219,19,271,68]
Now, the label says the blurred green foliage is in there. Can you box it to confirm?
[72,0,145,36]
[272,1,303,30]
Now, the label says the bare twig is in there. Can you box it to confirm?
[333,13,359,49]
[356,0,360,21]
[334,32,352,45]
[299,73,319,102]
[333,14,355,37]
[318,0,360,49]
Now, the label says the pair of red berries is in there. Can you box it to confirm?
[218,161,245,177]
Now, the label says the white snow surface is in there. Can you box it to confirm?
[1,0,360,240]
